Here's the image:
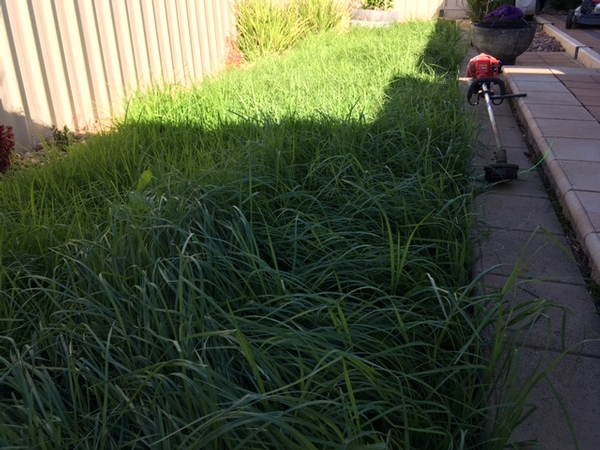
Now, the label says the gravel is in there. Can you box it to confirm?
[527,28,565,52]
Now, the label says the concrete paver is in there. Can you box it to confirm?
[517,51,582,67]
[478,128,530,148]
[509,348,600,450]
[515,90,583,105]
[482,274,600,355]
[475,192,563,234]
[508,79,567,92]
[477,227,584,282]
[535,118,600,139]
[547,137,600,162]
[526,104,595,120]
[585,105,600,121]
[559,160,600,191]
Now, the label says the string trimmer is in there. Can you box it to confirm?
[466,53,527,182]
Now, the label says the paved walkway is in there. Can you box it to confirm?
[467,15,600,449]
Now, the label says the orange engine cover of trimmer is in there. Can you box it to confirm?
[466,53,501,79]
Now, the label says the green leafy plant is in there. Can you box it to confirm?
[0,124,15,174]
[51,124,76,150]
[361,0,393,10]
[128,169,154,211]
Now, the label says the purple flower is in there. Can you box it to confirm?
[484,5,524,21]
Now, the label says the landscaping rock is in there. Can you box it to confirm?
[528,28,564,52]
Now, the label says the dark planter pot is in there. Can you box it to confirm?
[471,21,536,65]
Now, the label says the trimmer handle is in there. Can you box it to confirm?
[467,77,527,105]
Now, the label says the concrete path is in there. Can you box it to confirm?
[466,15,600,449]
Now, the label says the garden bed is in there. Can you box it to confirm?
[0,18,546,449]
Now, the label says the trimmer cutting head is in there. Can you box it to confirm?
[484,163,520,183]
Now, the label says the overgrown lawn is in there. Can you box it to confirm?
[0,20,545,449]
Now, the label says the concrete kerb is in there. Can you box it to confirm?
[563,190,596,239]
[576,46,600,69]
[545,159,574,201]
[538,21,585,59]
[585,232,600,281]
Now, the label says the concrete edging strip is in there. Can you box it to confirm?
[576,47,600,69]
[584,233,600,280]
[563,190,596,240]
[539,22,585,59]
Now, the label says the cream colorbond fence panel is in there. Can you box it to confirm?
[0,0,235,148]
[440,0,469,19]
[392,0,468,21]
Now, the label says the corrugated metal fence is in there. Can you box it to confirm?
[393,0,467,21]
[0,0,235,148]
[0,0,467,149]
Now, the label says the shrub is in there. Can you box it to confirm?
[361,0,393,10]
[50,124,76,151]
[297,0,351,33]
[0,124,15,174]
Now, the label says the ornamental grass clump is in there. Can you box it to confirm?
[0,20,559,449]
[234,0,351,62]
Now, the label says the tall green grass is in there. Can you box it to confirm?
[0,20,554,449]
[234,0,350,62]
